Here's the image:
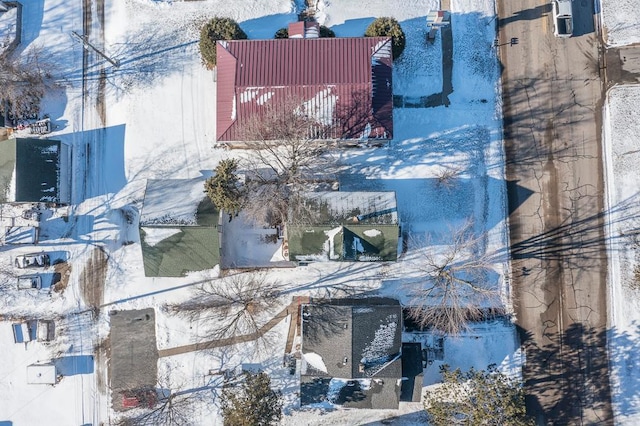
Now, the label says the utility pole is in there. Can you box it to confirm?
[71,31,120,68]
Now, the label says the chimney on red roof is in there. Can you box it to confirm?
[288,21,320,39]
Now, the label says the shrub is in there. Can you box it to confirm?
[424,364,533,426]
[204,159,244,218]
[319,25,335,38]
[364,17,406,60]
[221,371,283,426]
[199,17,247,68]
[275,24,334,39]
[274,27,289,39]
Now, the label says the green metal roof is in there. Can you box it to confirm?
[14,138,62,203]
[287,225,342,261]
[0,138,16,203]
[343,224,399,261]
[140,197,220,277]
[287,223,398,261]
[286,192,399,262]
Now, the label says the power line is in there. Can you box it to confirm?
[71,31,120,68]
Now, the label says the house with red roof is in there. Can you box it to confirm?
[216,25,393,146]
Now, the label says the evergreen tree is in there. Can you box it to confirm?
[204,159,244,219]
[319,25,335,38]
[199,17,247,69]
[364,17,406,60]
[424,364,533,426]
[220,371,283,426]
[274,27,288,39]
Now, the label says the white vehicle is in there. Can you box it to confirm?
[553,0,573,37]
[14,253,50,269]
[17,275,42,290]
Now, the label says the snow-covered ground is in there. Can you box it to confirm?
[0,0,523,424]
[600,0,640,47]
[603,85,640,425]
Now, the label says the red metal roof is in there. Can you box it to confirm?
[216,37,393,143]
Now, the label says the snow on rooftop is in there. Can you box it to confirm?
[0,0,528,423]
[296,88,338,127]
[360,315,398,374]
[26,364,57,384]
[140,179,208,225]
[140,227,182,246]
[303,191,398,223]
[302,352,328,374]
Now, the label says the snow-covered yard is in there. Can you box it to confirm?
[603,85,640,425]
[600,0,640,47]
[0,0,527,424]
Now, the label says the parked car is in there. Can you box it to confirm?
[14,253,50,269]
[553,0,573,37]
[17,275,42,290]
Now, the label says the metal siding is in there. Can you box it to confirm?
[217,37,393,142]
[216,43,238,141]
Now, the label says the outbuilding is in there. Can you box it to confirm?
[0,137,71,205]
[27,363,57,385]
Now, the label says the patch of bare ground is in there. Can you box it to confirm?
[53,261,72,293]
[80,246,108,309]
[96,334,110,391]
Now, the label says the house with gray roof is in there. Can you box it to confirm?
[284,191,400,262]
[139,178,221,277]
[0,137,71,204]
[300,298,418,409]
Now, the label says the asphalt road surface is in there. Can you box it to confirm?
[497,0,613,424]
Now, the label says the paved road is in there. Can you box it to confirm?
[498,0,613,423]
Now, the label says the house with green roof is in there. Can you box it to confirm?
[139,178,221,277]
[285,192,400,262]
[0,137,71,204]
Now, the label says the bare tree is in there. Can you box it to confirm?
[405,222,503,335]
[0,46,57,120]
[434,167,461,190]
[0,260,19,291]
[114,386,204,426]
[167,273,283,350]
[239,96,339,226]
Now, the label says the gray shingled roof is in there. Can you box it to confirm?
[300,298,403,409]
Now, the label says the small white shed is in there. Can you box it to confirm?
[27,364,57,385]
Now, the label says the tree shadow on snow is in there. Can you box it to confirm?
[514,322,640,424]
[240,13,299,40]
